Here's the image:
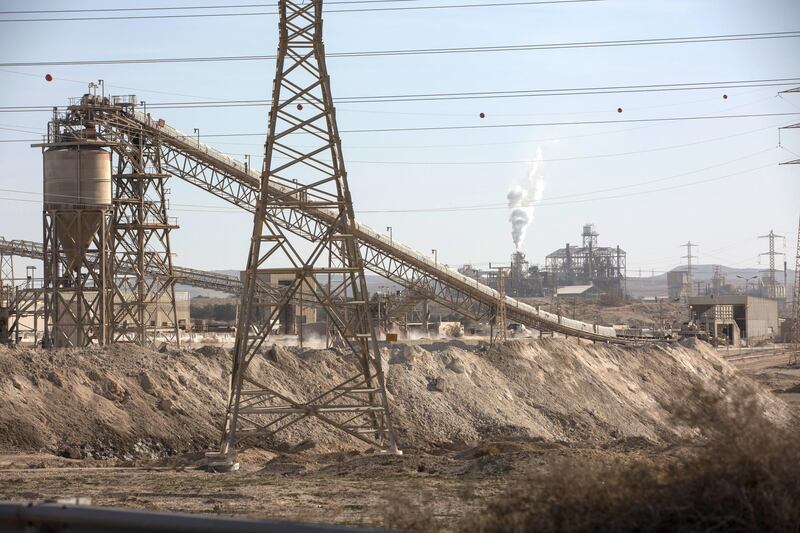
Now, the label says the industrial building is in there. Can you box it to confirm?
[457,224,627,302]
[545,224,627,302]
[668,270,690,302]
[688,295,779,345]
[238,271,319,335]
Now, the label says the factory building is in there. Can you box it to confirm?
[545,224,627,302]
[238,271,318,334]
[667,271,690,302]
[9,291,190,343]
[688,295,778,345]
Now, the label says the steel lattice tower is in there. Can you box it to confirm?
[681,241,698,301]
[111,129,180,347]
[758,230,785,300]
[213,0,399,464]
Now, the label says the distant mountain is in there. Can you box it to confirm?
[626,264,796,299]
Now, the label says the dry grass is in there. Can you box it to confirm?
[462,383,800,533]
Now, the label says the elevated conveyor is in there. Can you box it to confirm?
[40,97,629,343]
[0,236,243,295]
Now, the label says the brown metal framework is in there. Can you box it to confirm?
[111,129,180,346]
[38,98,180,348]
[1,236,243,297]
[0,251,13,345]
[42,207,112,348]
[28,90,642,341]
[215,0,399,462]
[492,267,509,344]
[47,106,628,342]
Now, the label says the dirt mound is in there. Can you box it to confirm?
[0,344,229,459]
[385,339,790,448]
[0,339,790,459]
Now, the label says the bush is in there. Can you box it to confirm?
[463,384,800,533]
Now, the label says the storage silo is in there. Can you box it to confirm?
[41,142,113,348]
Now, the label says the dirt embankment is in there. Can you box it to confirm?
[0,339,790,460]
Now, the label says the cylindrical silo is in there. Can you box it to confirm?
[41,143,113,348]
[44,146,112,272]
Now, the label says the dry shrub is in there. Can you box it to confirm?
[382,494,437,532]
[464,384,800,533]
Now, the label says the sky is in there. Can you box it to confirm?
[0,0,798,278]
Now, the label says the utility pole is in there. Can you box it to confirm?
[681,241,698,301]
[758,230,785,299]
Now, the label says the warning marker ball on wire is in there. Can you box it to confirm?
[45,74,53,82]
[617,107,623,113]
[296,103,303,111]
[479,112,486,119]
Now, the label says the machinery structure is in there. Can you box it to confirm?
[0,249,14,344]
[0,2,652,353]
[493,266,510,343]
[19,102,625,344]
[212,0,399,464]
[34,94,180,348]
[38,125,114,348]
[508,251,546,297]
[545,224,627,301]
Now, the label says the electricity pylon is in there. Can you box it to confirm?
[212,0,399,467]
[681,241,698,302]
[758,230,785,299]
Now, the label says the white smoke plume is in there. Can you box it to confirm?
[507,148,545,252]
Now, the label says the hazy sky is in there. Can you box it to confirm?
[1,0,798,276]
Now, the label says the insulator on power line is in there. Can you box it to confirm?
[479,112,486,118]
[45,74,53,82]
[617,107,623,113]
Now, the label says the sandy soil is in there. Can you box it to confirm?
[0,339,795,530]
[0,440,677,531]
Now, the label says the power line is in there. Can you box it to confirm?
[2,31,797,66]
[3,77,797,113]
[357,148,776,213]
[0,1,423,14]
[0,0,602,22]
[293,123,786,165]
[0,112,797,141]
[72,79,800,108]
[0,147,776,213]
